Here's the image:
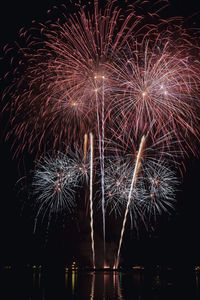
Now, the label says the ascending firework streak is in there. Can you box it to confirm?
[83,134,88,163]
[94,75,106,257]
[115,135,146,269]
[89,133,95,268]
[101,76,106,256]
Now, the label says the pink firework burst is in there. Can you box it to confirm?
[107,21,200,158]
[2,0,147,157]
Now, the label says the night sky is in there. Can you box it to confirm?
[0,0,200,268]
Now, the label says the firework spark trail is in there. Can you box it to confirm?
[83,133,88,163]
[83,133,89,211]
[115,135,146,269]
[94,75,106,258]
[89,133,95,268]
[94,78,102,162]
[101,76,106,257]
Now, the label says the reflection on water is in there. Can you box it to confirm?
[1,265,200,299]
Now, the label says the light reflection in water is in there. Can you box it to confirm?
[195,270,200,298]
[1,267,200,300]
[65,270,68,288]
[65,270,125,299]
[71,271,75,295]
[90,272,95,300]
[117,274,124,300]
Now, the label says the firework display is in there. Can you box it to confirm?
[1,0,200,268]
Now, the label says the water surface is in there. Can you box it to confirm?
[1,266,200,299]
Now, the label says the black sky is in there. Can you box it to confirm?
[0,0,200,268]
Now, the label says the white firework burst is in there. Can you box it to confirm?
[102,157,145,217]
[102,156,179,223]
[140,160,179,218]
[32,149,89,231]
